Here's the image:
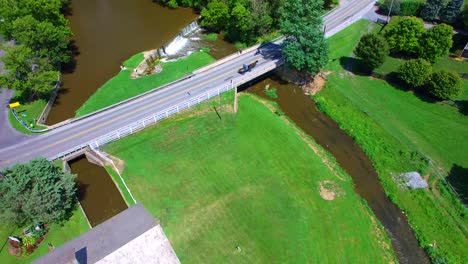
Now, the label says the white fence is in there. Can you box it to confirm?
[51,83,233,160]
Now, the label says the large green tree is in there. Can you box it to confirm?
[227,2,254,42]
[420,0,445,21]
[383,16,425,55]
[418,23,453,62]
[279,0,328,75]
[200,0,230,32]
[354,33,389,71]
[0,158,77,225]
[440,0,464,23]
[0,44,35,92]
[11,15,72,64]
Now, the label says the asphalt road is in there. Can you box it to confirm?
[0,0,375,168]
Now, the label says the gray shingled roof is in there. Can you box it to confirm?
[34,204,158,264]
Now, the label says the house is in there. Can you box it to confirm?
[33,204,180,264]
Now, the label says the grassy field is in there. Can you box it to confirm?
[0,208,89,264]
[105,93,395,263]
[75,51,216,117]
[7,97,47,134]
[315,20,468,262]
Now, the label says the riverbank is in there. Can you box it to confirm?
[104,93,396,263]
[315,20,468,262]
[75,50,215,117]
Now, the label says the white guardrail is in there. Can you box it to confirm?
[51,61,280,160]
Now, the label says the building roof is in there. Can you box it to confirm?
[33,204,180,264]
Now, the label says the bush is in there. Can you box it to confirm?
[426,70,463,100]
[379,0,401,15]
[384,16,425,55]
[354,33,389,71]
[419,24,454,62]
[398,58,432,87]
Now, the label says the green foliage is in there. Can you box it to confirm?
[0,44,35,92]
[263,87,278,98]
[383,16,425,55]
[322,21,468,263]
[380,0,401,16]
[463,5,468,29]
[419,24,454,62]
[227,2,254,42]
[0,158,77,225]
[280,0,328,75]
[20,236,36,247]
[398,58,432,87]
[427,70,463,100]
[354,33,389,71]
[11,15,72,64]
[440,0,464,23]
[420,0,445,21]
[200,0,230,32]
[203,33,218,41]
[400,0,425,16]
[251,0,274,36]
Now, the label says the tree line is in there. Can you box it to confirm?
[354,16,463,100]
[0,0,72,99]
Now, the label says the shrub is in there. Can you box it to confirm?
[420,0,445,21]
[379,0,401,15]
[426,71,463,100]
[440,0,464,24]
[384,16,425,55]
[398,58,432,87]
[354,33,389,71]
[419,24,454,62]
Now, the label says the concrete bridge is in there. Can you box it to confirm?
[0,0,376,168]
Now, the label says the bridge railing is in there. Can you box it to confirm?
[50,58,282,161]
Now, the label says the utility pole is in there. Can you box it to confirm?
[233,84,238,113]
[387,0,395,23]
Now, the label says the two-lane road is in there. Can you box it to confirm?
[0,0,376,168]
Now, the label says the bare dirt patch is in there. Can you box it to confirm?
[303,71,331,95]
[319,180,344,201]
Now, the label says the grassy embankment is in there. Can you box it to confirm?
[0,208,89,264]
[105,92,396,263]
[7,93,48,134]
[75,51,215,117]
[314,20,468,262]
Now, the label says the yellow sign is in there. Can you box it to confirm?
[9,102,20,108]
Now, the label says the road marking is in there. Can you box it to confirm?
[35,66,246,153]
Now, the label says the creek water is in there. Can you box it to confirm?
[47,0,198,124]
[69,157,127,227]
[245,75,430,264]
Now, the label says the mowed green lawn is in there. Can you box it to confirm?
[315,20,468,262]
[105,94,395,263]
[75,51,215,117]
[0,208,89,264]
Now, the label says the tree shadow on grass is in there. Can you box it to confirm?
[339,57,373,76]
[446,165,468,205]
[454,100,468,116]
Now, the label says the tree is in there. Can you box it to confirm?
[0,158,77,225]
[419,23,453,62]
[383,16,425,55]
[279,0,328,76]
[227,2,254,42]
[250,0,273,36]
[380,0,401,16]
[427,70,463,100]
[463,5,468,29]
[0,44,35,92]
[354,33,389,71]
[200,0,230,32]
[11,15,72,64]
[420,0,445,21]
[398,58,432,87]
[440,0,464,24]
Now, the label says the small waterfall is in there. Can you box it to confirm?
[158,20,201,58]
